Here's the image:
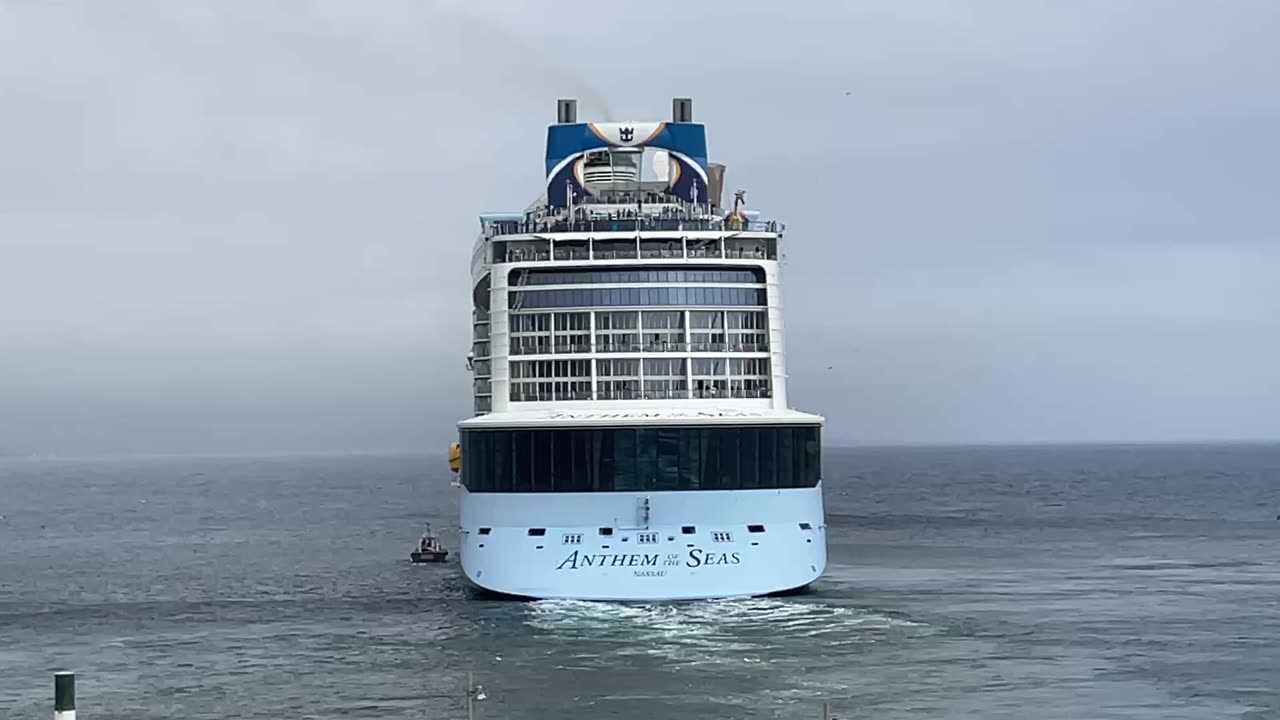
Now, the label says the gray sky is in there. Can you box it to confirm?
[1,0,1277,455]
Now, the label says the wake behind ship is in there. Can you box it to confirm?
[457,98,825,600]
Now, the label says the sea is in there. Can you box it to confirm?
[1,444,1278,719]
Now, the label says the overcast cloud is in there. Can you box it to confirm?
[1,0,1277,455]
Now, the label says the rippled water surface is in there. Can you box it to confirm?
[2,445,1279,719]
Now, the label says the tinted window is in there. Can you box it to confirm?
[511,266,765,286]
[460,425,821,493]
[509,287,767,309]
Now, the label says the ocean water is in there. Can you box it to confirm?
[1,444,1278,719]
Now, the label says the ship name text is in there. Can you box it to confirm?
[555,548,742,575]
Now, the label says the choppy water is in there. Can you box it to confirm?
[1,444,1278,719]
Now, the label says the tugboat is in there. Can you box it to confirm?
[410,525,449,564]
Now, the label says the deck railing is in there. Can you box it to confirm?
[507,342,768,356]
[503,244,775,263]
[507,386,773,402]
[489,217,781,236]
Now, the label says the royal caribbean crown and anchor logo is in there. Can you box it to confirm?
[587,121,664,148]
[555,548,741,578]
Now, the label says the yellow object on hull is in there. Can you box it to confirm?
[448,441,462,473]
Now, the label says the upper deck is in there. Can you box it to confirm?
[478,194,782,240]
[465,99,795,419]
[481,96,778,239]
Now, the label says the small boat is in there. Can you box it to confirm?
[410,526,449,563]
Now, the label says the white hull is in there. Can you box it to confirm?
[459,484,827,600]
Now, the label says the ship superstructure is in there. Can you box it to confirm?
[457,98,825,600]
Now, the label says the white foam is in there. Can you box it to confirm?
[524,597,930,659]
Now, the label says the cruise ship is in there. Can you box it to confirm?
[456,98,825,600]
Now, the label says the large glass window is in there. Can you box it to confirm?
[727,310,769,351]
[692,357,728,399]
[510,287,766,309]
[642,358,688,399]
[510,311,595,355]
[596,311,641,353]
[460,425,821,492]
[512,267,765,286]
[553,312,591,353]
[510,312,552,356]
[729,358,771,398]
[511,359,590,401]
[597,358,641,399]
[689,311,726,352]
[641,311,686,351]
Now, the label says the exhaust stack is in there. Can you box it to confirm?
[556,98,577,124]
[672,97,693,123]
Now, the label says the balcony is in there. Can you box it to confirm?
[639,248,682,259]
[510,345,553,356]
[595,389,643,400]
[552,248,590,261]
[641,388,690,400]
[507,341,766,356]
[506,249,552,263]
[488,217,782,237]
[693,386,773,399]
[553,343,593,354]
[596,341,642,353]
[642,341,688,353]
[592,248,639,260]
[510,390,594,402]
[497,239,778,264]
[506,384,773,402]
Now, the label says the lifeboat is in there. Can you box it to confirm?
[448,441,462,487]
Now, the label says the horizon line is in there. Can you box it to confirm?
[3,437,1278,463]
